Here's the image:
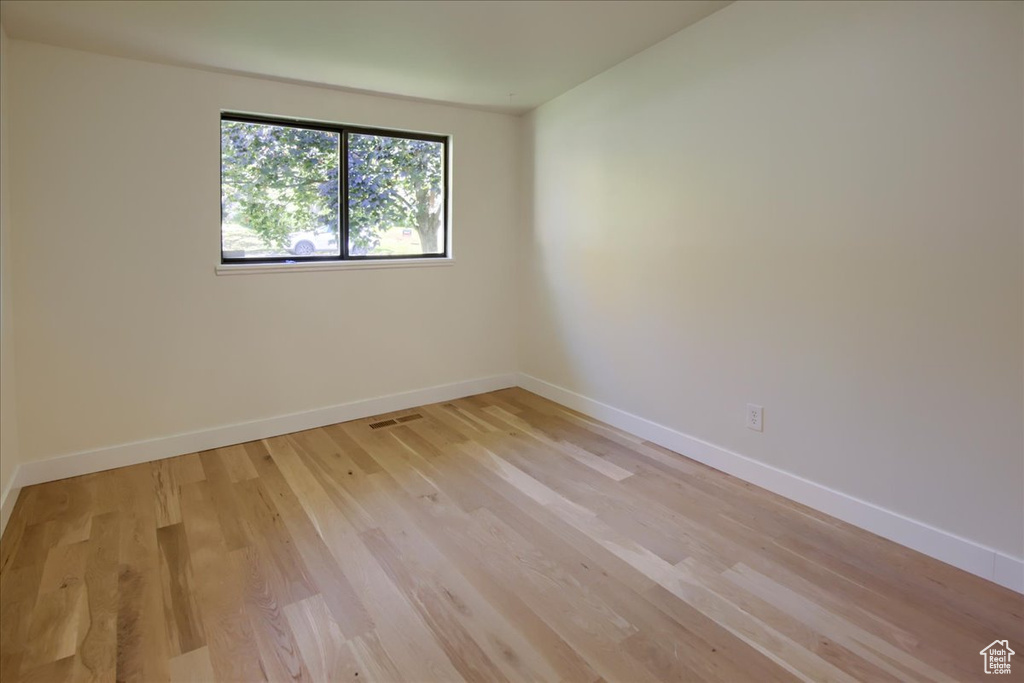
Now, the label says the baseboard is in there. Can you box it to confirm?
[0,373,517,536]
[3,369,1021,595]
[993,553,1024,593]
[516,373,1024,594]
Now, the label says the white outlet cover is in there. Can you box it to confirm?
[746,403,763,432]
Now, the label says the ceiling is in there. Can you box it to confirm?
[0,0,731,113]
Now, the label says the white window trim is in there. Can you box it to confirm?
[216,257,454,275]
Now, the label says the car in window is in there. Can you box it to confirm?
[288,230,338,256]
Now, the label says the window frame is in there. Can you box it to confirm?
[220,112,450,265]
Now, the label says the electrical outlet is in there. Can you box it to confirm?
[746,404,763,432]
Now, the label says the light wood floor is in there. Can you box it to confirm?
[0,389,1020,682]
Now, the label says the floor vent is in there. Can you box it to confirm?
[397,414,423,423]
[368,419,398,430]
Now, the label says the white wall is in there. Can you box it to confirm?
[0,23,20,520]
[521,0,1024,558]
[7,41,519,465]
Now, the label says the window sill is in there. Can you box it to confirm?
[215,257,454,276]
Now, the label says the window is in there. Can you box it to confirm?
[220,114,448,263]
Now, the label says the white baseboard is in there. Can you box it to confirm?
[994,553,1024,593]
[516,373,1024,594]
[3,369,1021,596]
[0,373,517,536]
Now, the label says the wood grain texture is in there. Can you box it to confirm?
[0,390,1020,682]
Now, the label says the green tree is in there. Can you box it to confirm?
[221,121,444,254]
[220,121,337,249]
[348,133,445,253]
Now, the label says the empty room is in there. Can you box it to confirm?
[0,0,1021,681]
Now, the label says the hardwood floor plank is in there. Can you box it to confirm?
[479,430,693,565]
[245,439,374,639]
[464,508,659,683]
[232,477,318,606]
[0,491,31,574]
[459,434,858,682]
[36,478,93,548]
[151,454,206,531]
[167,645,215,683]
[196,449,250,552]
[282,594,360,682]
[482,404,635,482]
[151,459,182,529]
[361,528,511,683]
[721,562,946,681]
[21,584,87,672]
[320,423,384,475]
[260,438,466,681]
[359,446,644,681]
[218,445,260,483]
[291,442,380,534]
[345,631,405,683]
[369,522,575,683]
[79,511,120,683]
[359,463,602,682]
[10,520,58,571]
[1,389,1020,682]
[438,441,661,597]
[18,655,80,683]
[178,481,266,683]
[167,453,206,486]
[110,465,170,683]
[0,563,45,677]
[475,495,796,683]
[156,524,205,657]
[233,545,310,682]
[38,540,90,595]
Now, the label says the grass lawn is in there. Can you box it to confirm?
[375,227,423,255]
